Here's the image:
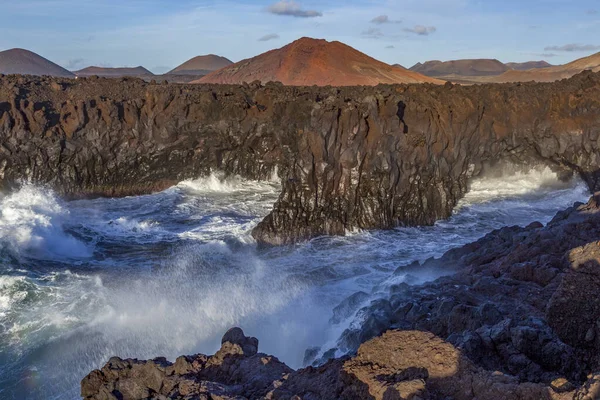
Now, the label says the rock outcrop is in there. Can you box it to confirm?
[81,328,600,399]
[81,327,292,400]
[1,72,600,244]
[311,194,600,396]
[82,196,600,399]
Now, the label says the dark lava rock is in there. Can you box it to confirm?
[83,328,598,399]
[1,73,600,244]
[330,194,600,386]
[82,196,600,399]
[221,327,259,356]
[81,328,291,400]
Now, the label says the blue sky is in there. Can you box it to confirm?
[1,0,599,73]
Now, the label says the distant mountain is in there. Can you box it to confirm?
[0,48,74,77]
[168,55,233,76]
[195,37,442,86]
[505,61,552,71]
[495,52,600,83]
[74,66,154,78]
[409,59,509,77]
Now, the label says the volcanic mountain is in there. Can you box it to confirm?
[505,60,552,70]
[494,52,600,82]
[168,55,233,76]
[74,66,154,78]
[410,59,509,77]
[195,37,442,86]
[0,48,74,77]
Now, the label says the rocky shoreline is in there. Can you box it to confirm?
[1,73,600,244]
[81,194,600,399]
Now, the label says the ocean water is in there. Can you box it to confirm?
[0,167,589,399]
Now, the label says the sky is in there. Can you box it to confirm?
[0,0,599,73]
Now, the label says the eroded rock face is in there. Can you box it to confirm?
[325,195,600,390]
[81,328,599,400]
[81,197,600,399]
[81,329,292,399]
[1,73,600,244]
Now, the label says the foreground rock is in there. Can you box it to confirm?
[82,196,600,399]
[82,328,600,399]
[313,194,600,396]
[1,72,600,244]
[81,327,292,399]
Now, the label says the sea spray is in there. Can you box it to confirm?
[0,185,91,259]
[0,168,590,399]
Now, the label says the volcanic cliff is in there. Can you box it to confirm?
[0,72,600,245]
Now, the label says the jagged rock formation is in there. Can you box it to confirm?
[318,194,600,395]
[1,72,600,244]
[81,328,600,399]
[195,37,442,86]
[81,195,600,399]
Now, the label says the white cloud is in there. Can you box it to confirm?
[267,1,322,18]
[371,15,401,24]
[259,33,280,41]
[404,25,437,36]
[362,28,384,39]
[544,44,600,52]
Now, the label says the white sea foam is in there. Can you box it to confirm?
[178,172,279,195]
[0,167,591,399]
[0,185,91,259]
[459,166,574,207]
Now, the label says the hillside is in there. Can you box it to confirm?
[0,48,74,77]
[195,37,442,86]
[494,52,600,83]
[505,61,552,70]
[409,59,509,77]
[168,55,233,76]
[74,66,154,78]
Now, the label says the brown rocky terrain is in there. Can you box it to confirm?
[195,37,442,86]
[506,61,553,71]
[1,72,600,245]
[168,54,233,76]
[494,52,600,83]
[409,59,510,77]
[74,66,155,79]
[0,48,74,77]
[81,195,600,399]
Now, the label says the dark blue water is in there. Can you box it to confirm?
[0,168,589,399]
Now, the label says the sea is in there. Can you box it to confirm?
[0,166,589,399]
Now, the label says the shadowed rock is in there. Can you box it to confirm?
[2,72,600,244]
[81,328,600,400]
[81,196,600,399]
